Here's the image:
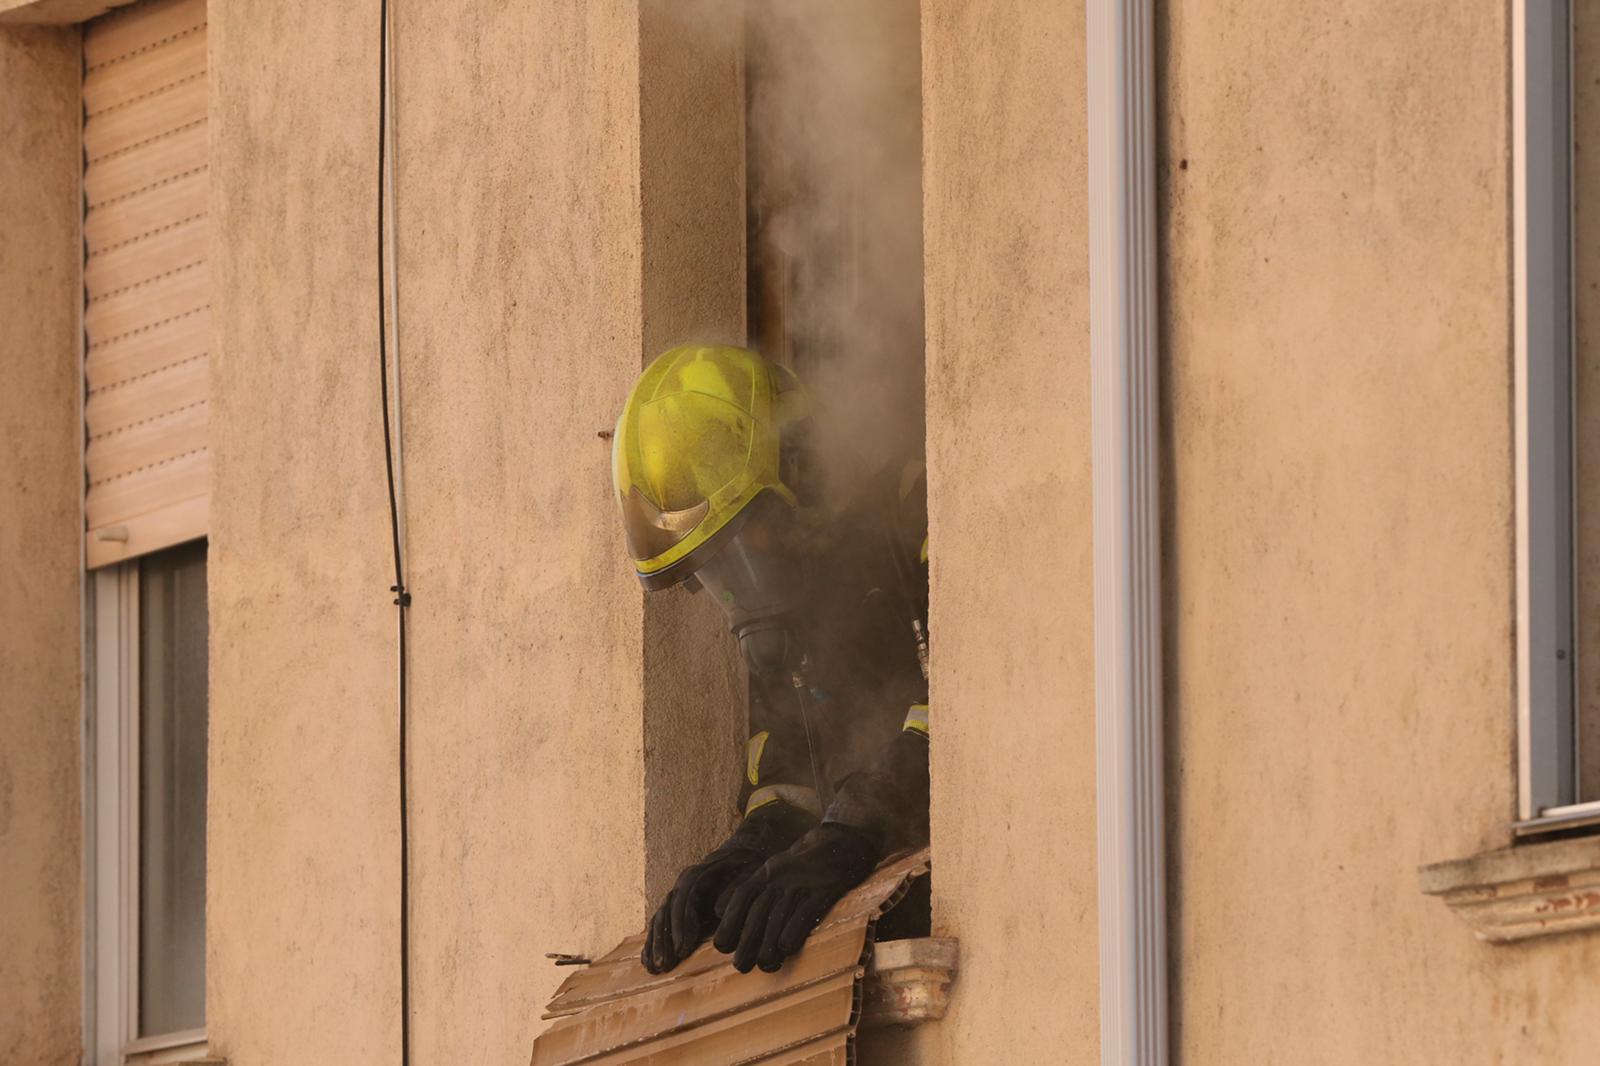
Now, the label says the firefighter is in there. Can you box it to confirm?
[612,344,930,975]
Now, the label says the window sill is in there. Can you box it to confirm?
[123,1029,216,1066]
[1419,835,1600,942]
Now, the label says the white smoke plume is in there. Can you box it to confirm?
[742,0,927,497]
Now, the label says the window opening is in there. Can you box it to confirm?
[91,542,208,1063]
[1515,0,1600,831]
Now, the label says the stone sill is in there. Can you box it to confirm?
[1420,836,1600,943]
[860,937,959,1029]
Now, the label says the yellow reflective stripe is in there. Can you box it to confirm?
[919,535,929,564]
[745,784,823,820]
[903,703,929,736]
[746,731,770,786]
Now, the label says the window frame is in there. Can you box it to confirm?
[1513,0,1600,834]
[89,562,208,1066]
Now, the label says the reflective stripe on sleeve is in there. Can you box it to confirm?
[745,783,823,820]
[746,730,770,786]
[902,703,929,737]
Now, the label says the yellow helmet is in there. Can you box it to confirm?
[612,345,808,589]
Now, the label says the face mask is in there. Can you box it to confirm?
[694,500,807,676]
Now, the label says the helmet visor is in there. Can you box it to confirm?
[620,486,711,565]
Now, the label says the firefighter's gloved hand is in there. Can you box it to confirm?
[712,822,879,974]
[642,847,766,974]
[641,801,815,974]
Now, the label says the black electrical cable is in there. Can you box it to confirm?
[374,0,412,1062]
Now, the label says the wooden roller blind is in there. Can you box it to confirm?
[83,0,209,569]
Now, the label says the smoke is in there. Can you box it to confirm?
[640,1,931,877]
[742,0,927,502]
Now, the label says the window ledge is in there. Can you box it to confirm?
[1420,836,1600,943]
[860,937,959,1029]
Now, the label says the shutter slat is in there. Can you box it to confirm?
[85,215,205,301]
[84,0,210,567]
[86,402,208,485]
[86,357,206,441]
[84,170,205,250]
[85,267,207,348]
[85,121,206,206]
[85,449,210,529]
[86,495,208,570]
[85,307,208,392]
[84,0,203,69]
[84,76,206,162]
[83,30,205,116]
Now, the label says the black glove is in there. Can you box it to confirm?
[712,822,879,974]
[642,801,814,974]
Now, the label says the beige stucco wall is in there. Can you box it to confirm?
[1164,1,1600,1061]
[208,1,413,1057]
[919,2,1100,1062]
[0,25,83,1066]
[208,1,750,1061]
[386,3,655,1058]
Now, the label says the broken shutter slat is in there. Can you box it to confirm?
[530,849,931,1066]
[747,1032,851,1066]
[542,919,868,1021]
[575,974,856,1066]
[544,850,929,1020]
[83,0,209,568]
[543,863,921,1020]
[532,926,868,1065]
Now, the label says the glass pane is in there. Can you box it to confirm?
[1579,3,1600,802]
[138,541,208,1036]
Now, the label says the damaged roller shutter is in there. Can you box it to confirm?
[82,0,209,568]
[530,849,937,1066]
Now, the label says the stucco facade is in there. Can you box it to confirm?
[0,23,84,1066]
[1164,2,1600,1061]
[6,1,1600,1064]
[920,1,1100,1062]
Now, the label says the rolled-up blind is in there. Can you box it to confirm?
[83,0,209,569]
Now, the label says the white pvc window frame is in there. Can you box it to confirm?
[88,565,208,1065]
[1513,0,1595,833]
[1088,0,1168,1061]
